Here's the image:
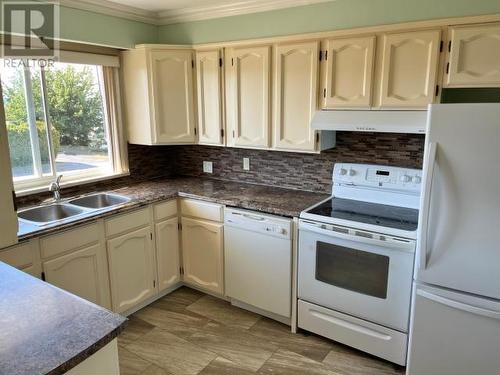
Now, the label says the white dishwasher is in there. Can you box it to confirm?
[224,208,292,318]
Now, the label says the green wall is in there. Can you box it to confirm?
[59,6,158,48]
[0,2,158,49]
[158,0,500,44]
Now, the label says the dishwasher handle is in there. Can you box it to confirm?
[225,209,292,239]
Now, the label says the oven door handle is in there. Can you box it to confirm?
[300,221,415,253]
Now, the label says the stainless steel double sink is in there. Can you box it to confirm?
[18,193,131,226]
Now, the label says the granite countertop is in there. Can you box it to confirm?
[0,262,126,375]
[18,177,329,240]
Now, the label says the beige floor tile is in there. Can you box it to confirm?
[142,364,173,375]
[249,318,334,362]
[198,357,258,375]
[118,346,152,375]
[126,327,217,375]
[258,349,341,375]
[150,287,205,313]
[134,306,209,339]
[322,344,405,375]
[187,295,261,329]
[188,321,277,371]
[118,316,156,348]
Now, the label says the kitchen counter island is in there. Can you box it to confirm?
[0,262,126,375]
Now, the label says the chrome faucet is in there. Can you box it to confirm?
[49,175,63,201]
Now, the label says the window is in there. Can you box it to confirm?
[0,55,127,192]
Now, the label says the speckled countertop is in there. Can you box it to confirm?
[18,177,329,240]
[0,262,126,375]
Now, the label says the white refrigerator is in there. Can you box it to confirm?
[407,104,500,375]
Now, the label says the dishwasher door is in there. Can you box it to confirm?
[224,208,292,318]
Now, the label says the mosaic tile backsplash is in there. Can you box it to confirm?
[17,131,424,206]
[169,132,425,193]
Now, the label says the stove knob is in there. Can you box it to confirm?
[339,168,347,176]
[400,175,411,183]
[412,175,422,184]
[348,169,356,176]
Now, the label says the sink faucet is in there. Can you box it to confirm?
[49,175,63,201]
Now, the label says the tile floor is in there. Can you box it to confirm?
[118,287,405,375]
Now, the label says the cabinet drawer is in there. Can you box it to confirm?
[154,200,177,221]
[298,300,407,365]
[181,199,223,222]
[0,240,39,270]
[41,223,100,259]
[105,207,150,237]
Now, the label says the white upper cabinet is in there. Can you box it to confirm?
[446,23,500,87]
[196,49,224,145]
[377,30,442,108]
[322,36,376,109]
[0,94,17,249]
[225,45,271,148]
[122,47,197,145]
[273,41,320,152]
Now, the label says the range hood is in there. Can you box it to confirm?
[311,110,427,134]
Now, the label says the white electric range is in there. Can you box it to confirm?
[298,163,422,366]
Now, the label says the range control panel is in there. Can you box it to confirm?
[333,163,422,193]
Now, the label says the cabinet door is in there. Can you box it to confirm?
[107,226,156,313]
[323,36,375,109]
[226,46,271,148]
[181,217,223,295]
[155,217,180,292]
[274,41,319,152]
[149,50,197,144]
[196,50,224,145]
[446,23,500,87]
[0,240,41,278]
[43,243,110,308]
[0,92,17,249]
[379,30,441,108]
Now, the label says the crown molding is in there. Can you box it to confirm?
[58,0,335,26]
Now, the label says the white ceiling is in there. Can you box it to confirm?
[59,0,335,25]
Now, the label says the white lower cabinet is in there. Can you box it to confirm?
[0,239,41,278]
[43,244,109,307]
[181,217,224,295]
[107,225,156,313]
[40,223,111,309]
[155,216,181,292]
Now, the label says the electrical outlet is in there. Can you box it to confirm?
[243,157,250,171]
[203,161,213,174]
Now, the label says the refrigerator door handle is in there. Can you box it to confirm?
[417,141,437,270]
[417,289,500,320]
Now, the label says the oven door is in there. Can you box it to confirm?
[298,220,415,332]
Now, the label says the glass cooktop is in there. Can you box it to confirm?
[306,197,419,231]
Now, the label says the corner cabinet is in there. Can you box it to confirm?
[376,29,442,109]
[225,45,271,149]
[196,49,225,146]
[322,36,376,109]
[445,23,500,87]
[122,46,197,145]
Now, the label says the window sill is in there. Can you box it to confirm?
[15,171,130,197]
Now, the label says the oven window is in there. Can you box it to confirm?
[316,242,389,299]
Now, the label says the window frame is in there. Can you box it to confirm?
[1,54,129,195]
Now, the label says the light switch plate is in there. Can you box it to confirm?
[203,161,213,173]
[243,157,250,171]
